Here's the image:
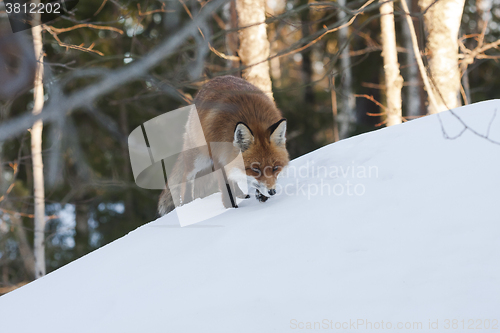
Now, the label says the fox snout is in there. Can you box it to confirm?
[252,181,277,203]
[253,182,275,197]
[233,117,289,204]
[249,171,280,200]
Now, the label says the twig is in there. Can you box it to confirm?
[0,183,15,203]
[45,26,105,56]
[400,0,440,112]
[272,0,375,61]
[485,109,497,138]
[212,12,226,30]
[458,21,500,73]
[209,43,240,61]
[46,23,123,34]
[354,93,387,111]
[347,45,408,57]
[137,3,175,16]
[355,94,409,126]
[43,23,123,57]
[459,82,468,105]
[93,0,108,16]
[0,207,58,220]
[361,82,385,89]
[375,118,388,127]
[444,108,500,145]
[177,0,237,62]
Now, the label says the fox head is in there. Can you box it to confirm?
[232,118,289,200]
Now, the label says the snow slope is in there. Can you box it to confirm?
[1,100,500,333]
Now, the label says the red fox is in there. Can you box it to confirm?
[157,75,289,216]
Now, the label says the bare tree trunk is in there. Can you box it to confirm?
[266,1,282,87]
[461,47,471,104]
[300,0,314,105]
[225,0,241,74]
[419,0,465,113]
[337,0,355,139]
[235,0,273,100]
[380,0,403,126]
[476,0,485,32]
[268,27,282,87]
[0,144,35,280]
[401,0,421,118]
[460,0,487,105]
[119,104,133,215]
[74,203,89,258]
[330,76,340,142]
[12,215,36,279]
[31,8,46,279]
[1,261,8,285]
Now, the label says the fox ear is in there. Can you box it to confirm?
[268,119,287,146]
[233,122,254,152]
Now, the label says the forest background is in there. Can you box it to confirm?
[0,0,499,293]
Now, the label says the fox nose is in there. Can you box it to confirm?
[268,189,276,196]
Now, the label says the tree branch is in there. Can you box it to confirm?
[400,0,440,112]
[0,0,229,142]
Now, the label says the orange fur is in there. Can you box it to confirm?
[158,76,289,215]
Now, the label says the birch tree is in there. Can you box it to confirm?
[31,4,46,278]
[337,0,355,138]
[401,0,421,118]
[300,0,314,104]
[379,0,403,126]
[235,0,274,100]
[419,0,466,113]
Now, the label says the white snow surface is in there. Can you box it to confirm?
[1,100,500,332]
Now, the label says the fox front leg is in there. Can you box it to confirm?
[217,172,238,209]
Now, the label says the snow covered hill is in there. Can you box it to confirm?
[1,100,499,333]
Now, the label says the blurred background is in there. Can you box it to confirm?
[0,0,499,293]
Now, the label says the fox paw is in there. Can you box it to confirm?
[255,190,269,203]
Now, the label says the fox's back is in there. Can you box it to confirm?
[193,76,283,143]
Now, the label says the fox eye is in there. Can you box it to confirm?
[251,166,260,173]
[273,166,280,172]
